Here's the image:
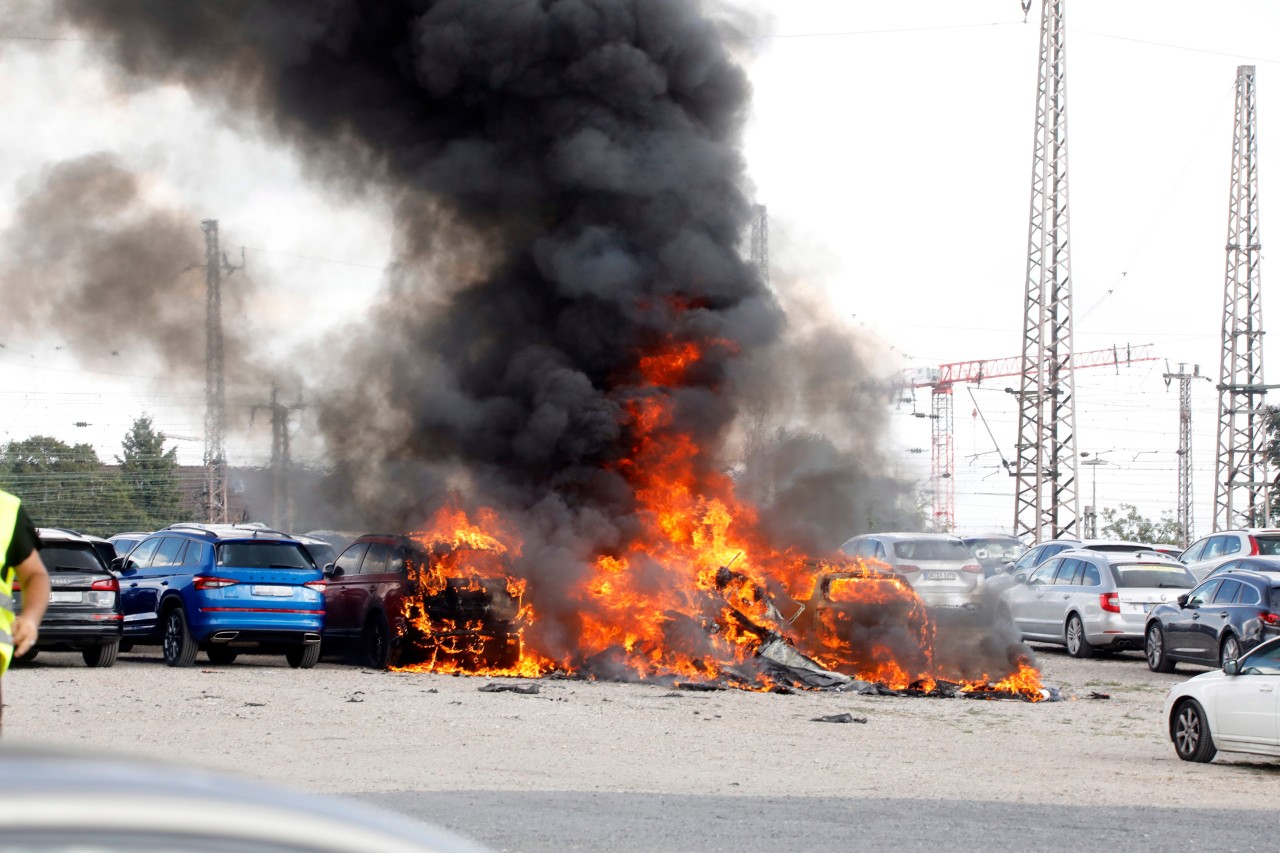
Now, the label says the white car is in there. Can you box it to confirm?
[1163,635,1280,762]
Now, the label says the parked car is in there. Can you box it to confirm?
[1145,570,1280,672]
[0,744,487,852]
[1005,538,1157,575]
[961,534,1027,577]
[292,532,338,573]
[106,530,150,560]
[838,533,984,608]
[1164,635,1280,762]
[1206,554,1280,579]
[13,528,122,667]
[1002,550,1196,658]
[1178,528,1280,580]
[115,523,324,668]
[323,533,524,669]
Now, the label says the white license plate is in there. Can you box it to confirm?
[925,571,958,581]
[251,585,293,597]
[48,591,81,603]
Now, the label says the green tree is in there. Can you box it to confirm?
[1099,503,1183,545]
[0,435,137,535]
[118,415,183,528]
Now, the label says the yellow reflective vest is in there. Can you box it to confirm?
[0,491,23,676]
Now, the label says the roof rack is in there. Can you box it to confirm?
[163,522,295,540]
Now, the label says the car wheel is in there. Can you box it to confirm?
[363,613,394,670]
[118,641,134,653]
[162,606,198,668]
[1146,623,1176,673]
[1172,699,1217,762]
[82,640,120,668]
[285,642,321,669]
[206,646,238,665]
[1219,635,1242,670]
[14,647,38,664]
[1065,614,1094,659]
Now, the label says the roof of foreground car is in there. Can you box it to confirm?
[0,745,488,853]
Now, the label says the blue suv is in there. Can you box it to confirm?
[114,524,325,668]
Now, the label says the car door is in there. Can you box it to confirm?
[354,541,392,627]
[1202,579,1245,661]
[1165,578,1222,661]
[1213,641,1280,749]
[1017,560,1061,638]
[117,537,162,637]
[324,542,369,639]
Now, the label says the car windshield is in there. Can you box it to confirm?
[966,538,1026,560]
[41,544,104,572]
[894,539,972,561]
[217,542,315,569]
[1112,563,1197,589]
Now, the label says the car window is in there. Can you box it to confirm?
[1188,579,1222,606]
[1179,538,1208,563]
[1029,561,1058,586]
[124,537,161,570]
[1202,537,1225,560]
[1042,544,1070,560]
[40,544,104,572]
[1213,559,1243,576]
[893,539,972,561]
[873,541,887,560]
[181,540,210,567]
[1238,584,1261,606]
[388,547,407,574]
[216,542,314,569]
[1223,537,1243,556]
[333,542,368,576]
[1013,547,1041,570]
[1256,536,1280,556]
[150,537,187,568]
[1080,562,1101,586]
[1053,559,1083,585]
[1214,579,1243,604]
[1240,641,1280,675]
[360,542,391,575]
[1112,563,1197,589]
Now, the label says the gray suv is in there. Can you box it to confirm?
[838,532,984,607]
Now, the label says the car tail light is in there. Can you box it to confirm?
[1249,536,1260,556]
[194,576,239,590]
[1100,592,1120,613]
[1260,611,1279,625]
[895,564,920,574]
[303,580,326,592]
[91,577,119,592]
[962,563,983,574]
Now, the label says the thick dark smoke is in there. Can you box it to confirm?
[57,1,927,669]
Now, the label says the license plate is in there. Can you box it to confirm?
[925,571,958,581]
[251,585,293,597]
[48,591,80,603]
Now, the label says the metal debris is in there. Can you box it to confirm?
[811,712,867,724]
[478,683,540,695]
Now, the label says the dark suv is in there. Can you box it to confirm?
[115,524,325,668]
[1145,570,1280,672]
[323,533,524,669]
[13,528,122,667]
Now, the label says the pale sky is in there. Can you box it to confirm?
[1,1,1278,539]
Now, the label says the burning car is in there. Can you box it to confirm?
[323,532,525,670]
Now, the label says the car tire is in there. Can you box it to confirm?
[363,613,394,670]
[82,640,120,668]
[1065,614,1094,659]
[118,641,134,653]
[1146,623,1176,673]
[14,647,38,664]
[206,646,238,665]
[162,606,198,668]
[1219,635,1242,670]
[285,642,321,669]
[1172,699,1217,763]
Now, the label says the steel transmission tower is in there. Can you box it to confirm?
[1013,0,1079,543]
[252,386,307,532]
[749,204,769,289]
[200,220,242,524]
[1214,66,1269,531]
[1165,364,1204,546]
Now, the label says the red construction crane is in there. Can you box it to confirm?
[903,344,1156,531]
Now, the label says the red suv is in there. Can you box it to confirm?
[322,533,524,669]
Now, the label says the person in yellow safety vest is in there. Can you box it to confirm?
[0,489,50,729]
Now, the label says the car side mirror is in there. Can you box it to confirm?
[325,563,342,578]
[1177,594,1193,608]
[110,557,124,571]
[1223,659,1241,676]
[1014,572,1027,584]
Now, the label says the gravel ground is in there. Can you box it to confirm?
[4,642,1278,813]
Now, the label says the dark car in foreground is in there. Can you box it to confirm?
[13,528,123,667]
[116,523,324,668]
[1145,570,1280,672]
[0,745,487,852]
[324,533,524,669]
[1164,635,1280,763]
